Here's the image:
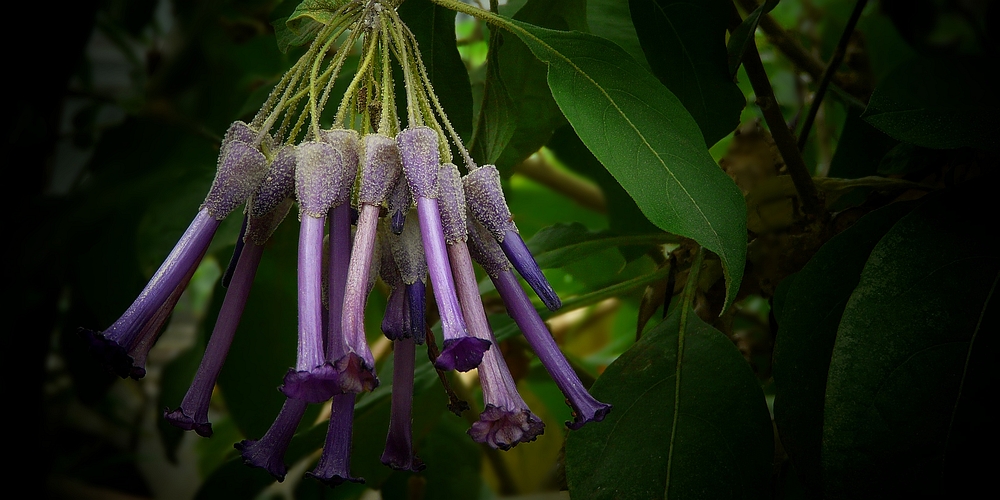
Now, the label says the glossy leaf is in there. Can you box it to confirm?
[772,201,916,496]
[287,0,352,34]
[566,307,773,499]
[526,222,679,269]
[491,0,587,175]
[587,0,649,68]
[469,28,517,165]
[727,0,779,76]
[862,57,1000,152]
[823,186,998,498]
[274,15,321,54]
[499,18,747,308]
[630,0,745,145]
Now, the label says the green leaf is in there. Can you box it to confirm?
[771,201,917,496]
[823,185,998,497]
[498,17,747,308]
[566,307,773,499]
[547,125,660,248]
[827,108,898,180]
[587,0,649,69]
[273,15,321,54]
[862,57,1000,151]
[630,0,745,145]
[727,0,779,77]
[492,0,588,175]
[398,0,473,157]
[287,0,352,34]
[469,27,517,165]
[526,222,679,269]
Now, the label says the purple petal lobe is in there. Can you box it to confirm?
[280,363,341,403]
[397,126,441,199]
[78,328,133,379]
[334,353,379,394]
[360,134,402,205]
[236,397,308,481]
[203,141,267,219]
[163,408,213,437]
[468,405,545,450]
[500,231,561,311]
[434,337,491,372]
[295,141,343,217]
[437,163,468,244]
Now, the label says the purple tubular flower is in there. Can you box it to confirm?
[336,134,401,393]
[80,210,219,379]
[451,242,543,448]
[164,243,263,436]
[165,150,297,435]
[81,125,267,379]
[467,218,611,430]
[322,129,359,375]
[439,164,543,448]
[282,142,343,403]
[398,128,487,372]
[235,397,308,481]
[381,337,425,471]
[307,393,365,486]
[464,165,561,311]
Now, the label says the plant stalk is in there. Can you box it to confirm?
[797,0,869,152]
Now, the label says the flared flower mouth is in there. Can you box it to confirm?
[82,0,610,489]
[468,404,545,451]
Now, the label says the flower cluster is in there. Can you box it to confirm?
[80,0,609,486]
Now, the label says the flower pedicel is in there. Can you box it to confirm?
[79,0,609,487]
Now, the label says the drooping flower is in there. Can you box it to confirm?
[165,144,297,435]
[437,162,544,448]
[234,397,309,481]
[80,121,267,380]
[464,165,561,311]
[397,127,489,372]
[466,212,612,430]
[380,336,424,471]
[281,140,345,403]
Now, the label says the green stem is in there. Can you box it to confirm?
[334,29,380,128]
[797,0,868,152]
[398,17,476,169]
[737,25,825,218]
[664,246,704,498]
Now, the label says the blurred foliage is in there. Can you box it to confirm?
[28,0,997,499]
